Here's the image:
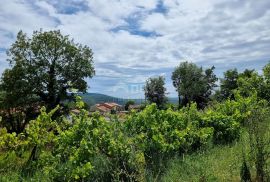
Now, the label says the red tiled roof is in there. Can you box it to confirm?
[98,102,121,109]
[96,105,110,112]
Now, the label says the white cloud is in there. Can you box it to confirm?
[0,0,58,41]
[0,0,270,98]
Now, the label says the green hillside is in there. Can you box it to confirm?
[79,93,178,106]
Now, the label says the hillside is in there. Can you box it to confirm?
[79,93,178,106]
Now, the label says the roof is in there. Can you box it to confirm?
[102,102,121,109]
[96,105,110,112]
[91,102,122,113]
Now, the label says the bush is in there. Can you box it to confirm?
[48,111,145,181]
[201,110,240,144]
[125,104,213,165]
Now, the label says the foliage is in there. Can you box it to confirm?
[125,100,135,110]
[0,106,59,152]
[263,62,270,81]
[0,93,268,181]
[201,110,240,144]
[48,110,145,181]
[0,128,22,152]
[237,69,270,102]
[144,76,167,109]
[237,72,264,98]
[0,30,95,132]
[125,103,213,167]
[201,66,218,107]
[209,92,258,125]
[246,106,270,181]
[219,68,239,100]
[218,65,270,102]
[171,61,217,108]
[200,93,265,144]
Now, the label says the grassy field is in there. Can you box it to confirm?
[144,129,256,182]
[161,143,243,181]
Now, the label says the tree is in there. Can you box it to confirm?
[237,67,270,101]
[263,62,270,81]
[237,71,264,98]
[239,69,255,79]
[0,30,95,132]
[219,69,238,100]
[171,62,217,108]
[262,63,270,100]
[198,66,218,107]
[125,100,135,110]
[144,76,167,109]
[219,67,270,101]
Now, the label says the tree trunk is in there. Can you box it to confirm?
[48,60,57,110]
[28,145,38,162]
[178,94,181,109]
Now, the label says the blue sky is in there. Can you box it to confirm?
[0,0,270,99]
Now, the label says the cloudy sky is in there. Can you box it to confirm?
[0,0,270,98]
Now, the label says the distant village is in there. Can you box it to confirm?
[71,102,141,116]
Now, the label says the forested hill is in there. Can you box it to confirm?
[78,93,144,106]
[78,93,178,106]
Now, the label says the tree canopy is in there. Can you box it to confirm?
[125,100,135,110]
[144,76,167,109]
[0,30,95,132]
[171,62,217,108]
[219,69,239,100]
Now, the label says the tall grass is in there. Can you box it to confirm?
[0,151,51,182]
[160,132,253,182]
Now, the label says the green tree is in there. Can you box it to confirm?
[235,63,270,102]
[0,30,95,132]
[263,62,270,81]
[125,100,135,110]
[171,62,217,108]
[219,69,238,100]
[262,62,270,100]
[237,71,265,98]
[239,69,255,78]
[199,66,218,107]
[144,76,167,109]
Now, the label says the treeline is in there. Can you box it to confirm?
[144,61,270,110]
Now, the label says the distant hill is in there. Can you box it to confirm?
[78,93,144,106]
[78,93,178,106]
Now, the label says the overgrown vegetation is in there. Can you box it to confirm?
[1,92,268,181]
[0,29,270,181]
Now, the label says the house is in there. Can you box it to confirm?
[96,105,110,113]
[90,102,123,114]
[128,104,141,111]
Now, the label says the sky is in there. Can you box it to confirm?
[0,0,270,99]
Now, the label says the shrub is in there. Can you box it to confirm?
[246,107,270,181]
[48,110,145,181]
[201,110,240,144]
[125,104,213,165]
